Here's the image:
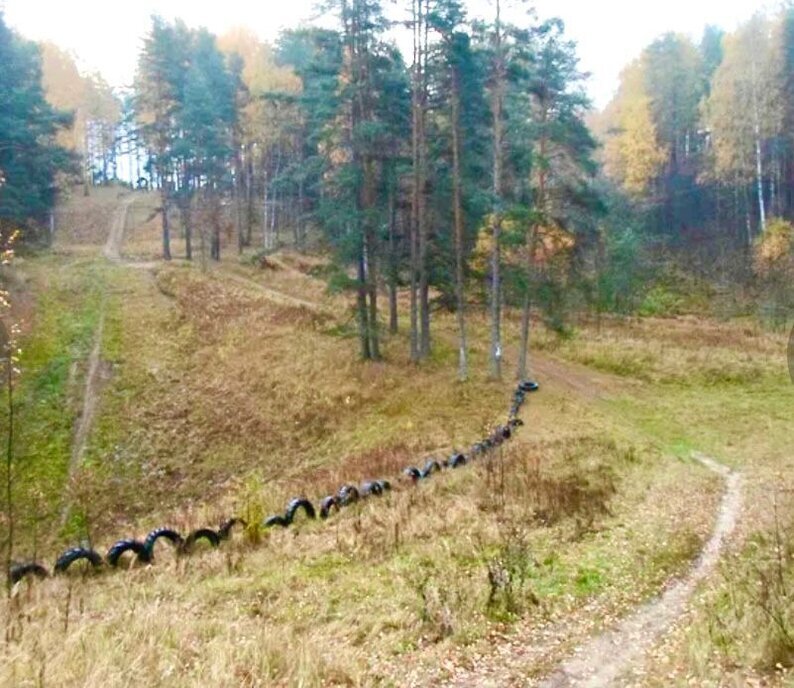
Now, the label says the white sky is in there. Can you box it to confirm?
[1,0,773,109]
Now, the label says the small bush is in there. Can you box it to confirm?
[709,506,794,671]
[638,285,685,317]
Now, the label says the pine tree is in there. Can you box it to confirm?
[0,13,72,240]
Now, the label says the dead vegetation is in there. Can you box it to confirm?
[1,208,792,685]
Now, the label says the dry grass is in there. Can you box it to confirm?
[2,205,792,685]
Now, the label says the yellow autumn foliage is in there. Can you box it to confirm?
[600,59,667,196]
[471,215,575,275]
[754,218,793,274]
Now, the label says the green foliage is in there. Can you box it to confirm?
[4,260,106,547]
[638,285,685,317]
[0,12,73,237]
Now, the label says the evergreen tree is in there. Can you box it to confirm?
[0,13,72,240]
[135,17,192,260]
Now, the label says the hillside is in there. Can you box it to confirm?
[0,190,790,686]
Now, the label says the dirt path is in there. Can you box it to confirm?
[218,268,335,317]
[537,453,741,687]
[393,453,741,687]
[531,353,630,401]
[102,195,135,262]
[61,198,135,523]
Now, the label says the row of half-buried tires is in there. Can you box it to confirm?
[7,380,538,586]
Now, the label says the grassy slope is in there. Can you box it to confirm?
[1,196,792,686]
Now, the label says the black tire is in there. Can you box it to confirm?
[182,528,220,552]
[319,495,338,519]
[403,467,421,481]
[54,547,103,574]
[419,459,441,478]
[375,479,392,492]
[449,453,467,468]
[337,485,360,506]
[143,528,184,558]
[361,481,383,497]
[285,498,316,522]
[509,417,524,428]
[9,562,49,585]
[519,380,539,392]
[106,539,151,567]
[501,425,512,440]
[218,518,248,540]
[264,514,290,528]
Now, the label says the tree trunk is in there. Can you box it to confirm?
[388,182,399,335]
[517,288,531,380]
[181,178,193,261]
[518,98,548,381]
[751,57,767,234]
[409,0,422,362]
[451,67,468,381]
[245,145,254,246]
[262,156,269,250]
[357,241,371,360]
[296,176,305,251]
[489,0,504,380]
[235,145,245,255]
[418,0,431,358]
[161,182,172,261]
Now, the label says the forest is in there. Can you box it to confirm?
[2,3,791,374]
[0,2,793,686]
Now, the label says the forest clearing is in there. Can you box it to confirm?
[1,1,793,686]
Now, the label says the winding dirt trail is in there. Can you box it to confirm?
[430,453,742,688]
[537,453,741,687]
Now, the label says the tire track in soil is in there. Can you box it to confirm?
[60,196,134,524]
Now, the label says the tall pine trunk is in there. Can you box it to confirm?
[388,181,399,335]
[489,0,504,380]
[451,68,468,381]
[751,56,767,234]
[418,0,431,358]
[363,156,380,360]
[235,144,245,254]
[518,102,547,381]
[409,0,422,362]
[161,182,172,261]
[357,240,371,360]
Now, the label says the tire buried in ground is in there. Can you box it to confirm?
[144,528,184,558]
[285,498,316,522]
[106,539,152,567]
[319,496,339,519]
[264,514,290,529]
[54,547,103,574]
[337,485,360,506]
[9,562,49,585]
[182,528,220,552]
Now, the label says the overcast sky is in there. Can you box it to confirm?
[2,0,772,109]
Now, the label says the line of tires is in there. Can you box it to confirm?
[7,380,538,587]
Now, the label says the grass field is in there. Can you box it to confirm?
[0,191,792,686]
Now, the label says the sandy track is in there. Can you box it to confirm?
[402,453,741,688]
[536,453,741,688]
